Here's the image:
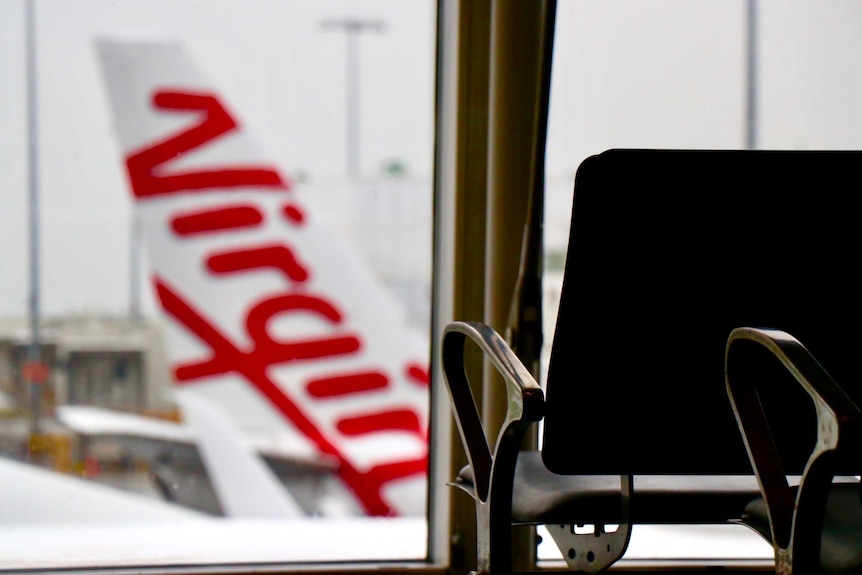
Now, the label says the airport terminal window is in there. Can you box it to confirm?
[4,0,862,572]
[0,0,435,570]
[538,0,862,566]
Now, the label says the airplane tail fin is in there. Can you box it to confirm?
[95,38,429,517]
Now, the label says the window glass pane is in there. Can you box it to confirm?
[541,0,862,566]
[0,0,435,569]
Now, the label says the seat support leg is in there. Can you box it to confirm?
[545,475,633,573]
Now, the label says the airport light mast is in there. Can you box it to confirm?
[25,0,45,442]
[321,17,386,181]
[746,0,757,150]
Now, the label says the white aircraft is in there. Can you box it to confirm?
[88,37,431,519]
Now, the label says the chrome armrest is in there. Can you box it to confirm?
[441,321,544,573]
[725,326,862,573]
[441,321,545,504]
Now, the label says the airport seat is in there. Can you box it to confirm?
[726,327,862,574]
[441,149,862,573]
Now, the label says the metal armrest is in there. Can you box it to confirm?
[725,327,862,574]
[441,321,544,573]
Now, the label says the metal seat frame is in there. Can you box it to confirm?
[442,149,862,574]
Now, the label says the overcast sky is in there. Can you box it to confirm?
[2,1,862,319]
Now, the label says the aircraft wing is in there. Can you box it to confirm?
[0,456,208,524]
[55,404,324,466]
[56,402,340,517]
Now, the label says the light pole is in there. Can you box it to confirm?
[25,0,44,442]
[746,0,757,150]
[321,17,386,181]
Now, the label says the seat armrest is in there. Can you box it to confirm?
[441,321,544,503]
[725,326,862,572]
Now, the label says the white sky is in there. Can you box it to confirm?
[3,1,862,319]
[0,0,436,319]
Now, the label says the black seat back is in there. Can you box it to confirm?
[542,149,862,476]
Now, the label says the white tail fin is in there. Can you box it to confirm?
[96,38,429,517]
